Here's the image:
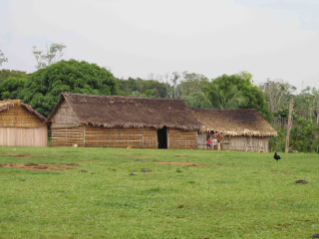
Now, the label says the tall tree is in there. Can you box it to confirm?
[0,50,8,67]
[259,79,296,112]
[178,71,209,96]
[213,74,271,121]
[117,77,167,98]
[0,69,28,83]
[32,43,67,69]
[0,77,27,100]
[17,59,118,116]
[192,83,247,109]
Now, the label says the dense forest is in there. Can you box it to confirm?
[1,46,318,153]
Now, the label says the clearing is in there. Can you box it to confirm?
[0,147,318,238]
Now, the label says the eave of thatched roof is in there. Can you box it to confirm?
[0,99,46,122]
[47,93,202,131]
[191,108,277,137]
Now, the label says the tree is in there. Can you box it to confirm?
[213,74,272,121]
[0,69,28,83]
[18,59,118,116]
[199,83,247,109]
[259,79,296,112]
[178,72,209,95]
[177,72,209,108]
[32,43,67,69]
[0,50,8,67]
[290,118,315,153]
[117,77,167,97]
[141,89,156,98]
[163,72,181,98]
[0,77,27,100]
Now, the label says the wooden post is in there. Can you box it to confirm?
[285,98,294,153]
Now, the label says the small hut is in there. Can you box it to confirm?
[191,108,277,152]
[46,93,201,149]
[0,100,47,147]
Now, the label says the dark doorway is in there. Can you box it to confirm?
[157,127,167,149]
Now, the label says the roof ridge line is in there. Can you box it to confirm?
[190,107,257,111]
[61,92,185,101]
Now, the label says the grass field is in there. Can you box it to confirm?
[0,147,319,238]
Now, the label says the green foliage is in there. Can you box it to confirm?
[0,50,8,67]
[141,89,156,98]
[183,94,212,108]
[290,118,316,153]
[0,77,27,100]
[179,72,210,107]
[17,59,118,116]
[0,69,28,83]
[270,119,319,153]
[202,83,247,109]
[269,127,286,152]
[178,72,209,96]
[190,83,247,110]
[32,43,67,69]
[213,74,272,121]
[117,78,167,98]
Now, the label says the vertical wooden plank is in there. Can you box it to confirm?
[83,127,86,147]
[166,128,170,149]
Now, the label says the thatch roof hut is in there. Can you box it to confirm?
[47,93,201,149]
[0,100,47,147]
[191,108,277,152]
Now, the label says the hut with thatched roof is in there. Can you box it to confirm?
[191,108,277,152]
[0,100,47,147]
[46,93,201,149]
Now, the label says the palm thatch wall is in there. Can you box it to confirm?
[192,108,277,152]
[0,100,47,147]
[47,93,201,149]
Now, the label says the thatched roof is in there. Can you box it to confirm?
[47,93,202,130]
[0,100,46,122]
[191,108,277,137]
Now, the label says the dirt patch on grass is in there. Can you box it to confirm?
[154,161,203,166]
[295,180,308,184]
[0,163,78,171]
[0,153,56,158]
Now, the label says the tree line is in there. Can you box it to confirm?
[1,44,318,153]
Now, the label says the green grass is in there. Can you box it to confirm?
[0,147,319,238]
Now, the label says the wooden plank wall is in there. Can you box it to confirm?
[225,136,269,152]
[0,127,47,147]
[51,126,158,148]
[85,126,157,148]
[167,129,197,149]
[51,127,85,147]
[197,134,269,152]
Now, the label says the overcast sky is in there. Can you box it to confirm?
[0,0,318,90]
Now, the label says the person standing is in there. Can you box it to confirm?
[212,131,219,150]
[206,136,212,150]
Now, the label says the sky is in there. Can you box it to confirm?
[0,0,318,90]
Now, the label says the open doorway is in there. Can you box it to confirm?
[157,126,167,149]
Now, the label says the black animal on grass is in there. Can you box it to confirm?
[274,152,281,162]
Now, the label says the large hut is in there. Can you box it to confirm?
[46,93,202,149]
[191,108,277,152]
[0,100,47,147]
